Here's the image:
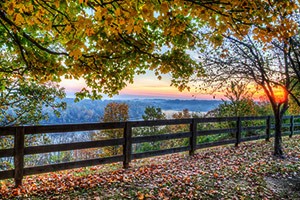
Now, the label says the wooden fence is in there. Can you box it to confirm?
[0,115,300,187]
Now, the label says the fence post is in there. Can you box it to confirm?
[14,126,25,187]
[123,122,132,169]
[235,117,241,147]
[189,119,197,156]
[266,116,271,141]
[290,116,294,138]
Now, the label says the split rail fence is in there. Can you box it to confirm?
[0,115,300,187]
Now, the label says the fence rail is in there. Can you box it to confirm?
[1,115,300,187]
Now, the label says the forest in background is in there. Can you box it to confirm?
[41,98,222,124]
[0,89,285,170]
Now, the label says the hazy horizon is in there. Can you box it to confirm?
[60,70,225,101]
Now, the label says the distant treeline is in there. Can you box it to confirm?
[41,98,221,124]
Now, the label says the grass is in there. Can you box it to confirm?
[0,135,299,199]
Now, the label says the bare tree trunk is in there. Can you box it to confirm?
[273,102,288,158]
[274,113,284,157]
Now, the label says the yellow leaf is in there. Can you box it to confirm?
[65,25,72,32]
[115,8,121,17]
[119,18,125,25]
[54,0,60,8]
[105,15,113,26]
[70,49,82,60]
[125,25,133,34]
[137,192,144,200]
[134,25,142,34]
[85,28,95,36]
[15,13,25,25]
[7,2,15,15]
[95,7,107,21]
[160,2,169,15]
[141,5,154,21]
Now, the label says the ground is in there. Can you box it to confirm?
[265,170,300,198]
[0,135,299,199]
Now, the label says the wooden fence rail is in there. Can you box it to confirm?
[0,115,300,187]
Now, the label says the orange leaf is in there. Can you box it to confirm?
[213,173,219,178]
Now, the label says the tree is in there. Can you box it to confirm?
[172,109,191,119]
[198,31,299,157]
[134,106,166,152]
[102,102,129,122]
[1,0,298,158]
[207,81,272,137]
[288,35,300,89]
[0,79,66,126]
[288,82,300,115]
[142,106,166,121]
[94,102,129,156]
[0,1,298,100]
[141,106,166,137]
[207,81,271,118]
[0,79,65,170]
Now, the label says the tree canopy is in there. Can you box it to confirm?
[0,79,66,126]
[1,0,298,100]
[196,16,300,156]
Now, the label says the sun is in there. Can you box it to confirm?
[273,86,288,104]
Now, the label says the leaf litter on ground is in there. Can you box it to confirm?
[0,135,299,199]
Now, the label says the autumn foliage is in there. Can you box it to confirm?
[0,0,298,100]
[94,102,129,156]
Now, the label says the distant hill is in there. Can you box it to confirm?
[42,98,222,124]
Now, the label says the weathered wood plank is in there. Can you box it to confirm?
[242,125,266,131]
[123,123,132,169]
[189,119,197,156]
[0,148,14,158]
[281,124,291,128]
[0,170,14,180]
[132,132,191,144]
[240,116,268,121]
[132,146,190,160]
[24,138,125,155]
[14,127,25,187]
[290,116,294,138]
[197,139,236,149]
[23,155,123,176]
[266,116,271,141]
[270,125,275,129]
[0,127,15,136]
[129,119,192,127]
[282,131,292,136]
[10,116,298,135]
[282,116,291,119]
[195,117,238,123]
[240,135,266,142]
[1,115,298,184]
[236,117,241,147]
[24,122,126,135]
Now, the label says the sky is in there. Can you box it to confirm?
[60,69,274,101]
[60,70,223,100]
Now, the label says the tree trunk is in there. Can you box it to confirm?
[273,108,284,158]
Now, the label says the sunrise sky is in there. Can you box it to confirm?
[60,70,224,100]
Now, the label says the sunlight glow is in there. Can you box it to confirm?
[273,86,288,104]
[59,72,220,100]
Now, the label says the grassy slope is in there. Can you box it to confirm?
[1,135,299,199]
